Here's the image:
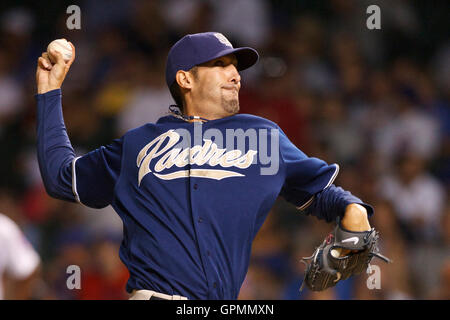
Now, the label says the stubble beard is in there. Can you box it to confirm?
[221,92,240,115]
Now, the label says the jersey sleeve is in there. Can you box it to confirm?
[35,89,123,209]
[278,127,339,209]
[73,137,123,209]
[36,89,77,202]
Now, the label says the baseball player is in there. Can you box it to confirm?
[35,32,387,300]
[0,213,40,299]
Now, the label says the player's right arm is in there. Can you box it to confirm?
[35,43,122,208]
[35,43,77,202]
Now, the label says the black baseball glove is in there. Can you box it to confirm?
[300,219,391,292]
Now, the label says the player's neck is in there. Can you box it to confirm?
[184,103,225,121]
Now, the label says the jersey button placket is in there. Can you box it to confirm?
[189,176,214,297]
[188,126,215,298]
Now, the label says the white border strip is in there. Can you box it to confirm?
[72,156,81,204]
[296,163,340,211]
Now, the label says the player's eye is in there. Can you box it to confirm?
[214,60,225,67]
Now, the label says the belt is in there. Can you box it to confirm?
[129,289,188,300]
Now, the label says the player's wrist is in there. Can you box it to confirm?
[37,85,61,94]
[341,203,371,231]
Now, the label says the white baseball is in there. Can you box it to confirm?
[330,248,342,258]
[47,39,72,63]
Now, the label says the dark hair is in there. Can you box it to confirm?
[169,82,184,113]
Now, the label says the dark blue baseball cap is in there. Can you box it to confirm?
[165,32,259,88]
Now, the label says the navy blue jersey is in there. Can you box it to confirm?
[36,89,371,299]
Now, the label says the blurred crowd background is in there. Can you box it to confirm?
[0,0,448,300]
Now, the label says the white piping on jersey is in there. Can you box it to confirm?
[72,156,82,204]
[296,163,340,211]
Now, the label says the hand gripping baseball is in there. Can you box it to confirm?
[300,218,391,292]
[36,40,76,94]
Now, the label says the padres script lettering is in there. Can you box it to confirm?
[137,130,257,185]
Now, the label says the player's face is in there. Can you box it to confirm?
[190,54,241,117]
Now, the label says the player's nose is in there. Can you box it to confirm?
[228,64,241,86]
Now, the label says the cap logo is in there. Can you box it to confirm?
[214,33,233,48]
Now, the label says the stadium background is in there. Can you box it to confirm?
[0,0,448,299]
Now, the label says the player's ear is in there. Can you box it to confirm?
[176,70,194,90]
